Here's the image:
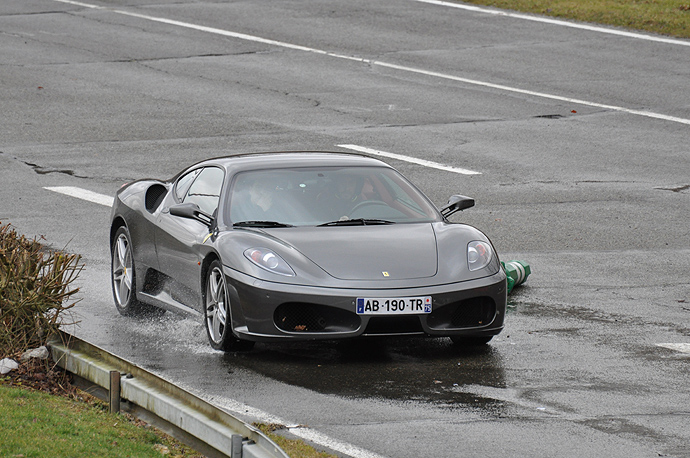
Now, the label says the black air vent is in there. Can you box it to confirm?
[426,297,496,329]
[145,184,167,213]
[274,303,360,333]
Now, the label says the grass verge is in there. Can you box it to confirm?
[458,0,690,38]
[0,353,334,458]
[0,381,203,458]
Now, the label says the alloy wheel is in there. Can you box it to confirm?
[112,233,132,307]
[206,266,228,344]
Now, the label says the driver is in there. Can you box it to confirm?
[320,174,368,221]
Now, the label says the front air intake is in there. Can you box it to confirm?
[274,303,360,333]
[427,297,496,329]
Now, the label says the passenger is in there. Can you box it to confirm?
[234,175,293,223]
[248,177,275,213]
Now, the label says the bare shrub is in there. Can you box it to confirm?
[0,222,83,356]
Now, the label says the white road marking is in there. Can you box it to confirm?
[657,343,690,354]
[289,427,388,458]
[44,186,114,207]
[206,397,390,458]
[414,0,690,47]
[53,0,690,126]
[339,144,481,175]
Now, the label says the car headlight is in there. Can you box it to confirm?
[467,241,493,271]
[244,248,295,276]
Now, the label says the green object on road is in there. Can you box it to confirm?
[503,260,531,295]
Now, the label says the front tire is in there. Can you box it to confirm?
[204,260,254,352]
[111,226,162,317]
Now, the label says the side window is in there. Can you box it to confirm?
[183,167,225,215]
[175,169,201,202]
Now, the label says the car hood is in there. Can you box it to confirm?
[272,224,438,281]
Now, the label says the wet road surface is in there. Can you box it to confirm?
[1,0,689,456]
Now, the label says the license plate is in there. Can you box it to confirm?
[356,296,432,315]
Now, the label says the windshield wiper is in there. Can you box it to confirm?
[317,218,395,227]
[233,221,294,228]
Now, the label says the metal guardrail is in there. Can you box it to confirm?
[48,331,289,458]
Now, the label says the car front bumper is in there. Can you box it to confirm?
[224,267,507,342]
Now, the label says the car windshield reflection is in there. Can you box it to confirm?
[227,166,440,227]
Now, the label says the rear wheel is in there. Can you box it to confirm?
[111,226,162,317]
[204,260,255,352]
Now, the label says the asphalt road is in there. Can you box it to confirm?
[1,1,689,457]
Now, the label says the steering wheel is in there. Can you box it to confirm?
[348,200,389,218]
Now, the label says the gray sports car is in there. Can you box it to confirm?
[110,152,507,351]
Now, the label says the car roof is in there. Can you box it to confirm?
[187,151,391,174]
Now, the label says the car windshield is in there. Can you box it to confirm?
[227,166,441,227]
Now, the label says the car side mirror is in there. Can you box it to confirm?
[440,195,474,218]
[169,202,213,226]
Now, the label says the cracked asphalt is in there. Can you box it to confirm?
[1,1,689,457]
